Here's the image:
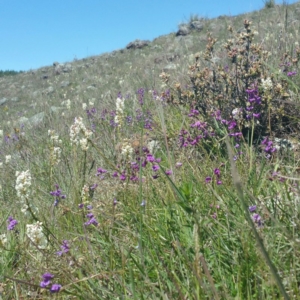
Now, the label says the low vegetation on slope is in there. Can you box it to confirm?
[0,2,300,299]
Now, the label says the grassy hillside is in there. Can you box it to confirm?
[1,2,300,299]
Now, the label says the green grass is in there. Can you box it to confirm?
[1,1,300,299]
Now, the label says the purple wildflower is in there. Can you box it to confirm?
[7,216,18,231]
[165,170,172,175]
[50,184,66,206]
[205,177,212,183]
[146,154,155,162]
[214,168,221,177]
[96,168,107,176]
[249,205,257,212]
[56,240,70,256]
[84,213,98,226]
[120,173,126,181]
[152,165,160,172]
[50,284,62,293]
[90,183,98,190]
[228,121,237,130]
[40,273,54,288]
[252,213,263,227]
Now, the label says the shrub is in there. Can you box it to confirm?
[263,0,276,9]
[171,20,300,145]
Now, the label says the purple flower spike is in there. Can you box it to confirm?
[40,273,54,288]
[50,284,62,293]
[120,173,126,181]
[205,177,212,183]
[50,184,66,206]
[96,168,107,176]
[146,154,155,162]
[56,240,70,256]
[7,216,18,231]
[214,168,221,177]
[249,205,257,212]
[252,213,263,227]
[152,165,160,172]
[85,213,98,226]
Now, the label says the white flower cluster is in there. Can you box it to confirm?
[81,184,90,202]
[15,170,31,201]
[61,99,71,110]
[261,77,273,91]
[52,147,62,165]
[48,130,62,143]
[147,140,160,154]
[26,221,48,249]
[70,117,93,151]
[121,140,134,158]
[232,108,243,120]
[48,130,62,165]
[114,97,125,126]
[0,233,7,246]
[82,99,94,111]
[5,155,11,164]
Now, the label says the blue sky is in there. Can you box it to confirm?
[0,0,298,71]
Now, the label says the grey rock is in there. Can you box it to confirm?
[190,20,204,31]
[54,65,62,75]
[11,97,19,102]
[60,81,70,87]
[18,116,30,126]
[46,86,54,94]
[174,36,194,48]
[62,64,72,73]
[163,63,177,71]
[176,24,190,36]
[29,112,45,126]
[32,91,40,98]
[50,106,63,113]
[0,98,7,105]
[211,56,221,64]
[151,45,162,50]
[126,39,150,49]
[154,53,180,64]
